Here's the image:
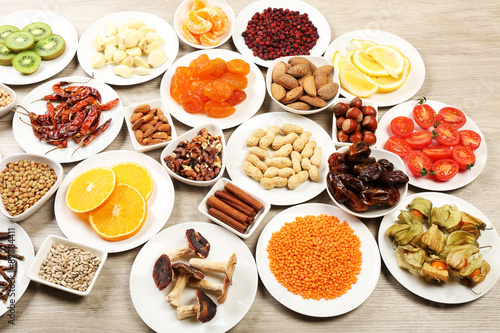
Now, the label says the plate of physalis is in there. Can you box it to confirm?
[379,192,500,304]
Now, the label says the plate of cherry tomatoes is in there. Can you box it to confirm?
[375,98,487,191]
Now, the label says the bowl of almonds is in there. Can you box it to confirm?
[0,153,63,222]
[266,56,340,115]
[124,98,177,153]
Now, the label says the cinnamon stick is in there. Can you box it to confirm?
[208,208,247,234]
[207,196,253,225]
[224,182,263,211]
[215,190,256,217]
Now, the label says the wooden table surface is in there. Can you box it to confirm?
[1,0,500,332]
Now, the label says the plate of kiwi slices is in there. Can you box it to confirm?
[0,10,78,85]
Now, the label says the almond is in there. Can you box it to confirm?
[135,129,144,142]
[313,65,334,77]
[315,74,328,90]
[148,138,165,145]
[140,123,154,132]
[132,118,144,130]
[153,131,170,139]
[289,57,316,72]
[274,73,299,90]
[143,125,156,138]
[299,95,327,107]
[303,75,317,97]
[157,123,171,132]
[318,83,339,100]
[156,108,168,123]
[130,113,143,123]
[298,72,311,86]
[287,64,309,77]
[271,83,286,101]
[134,104,150,113]
[272,61,287,81]
[281,86,304,104]
[286,101,311,111]
[141,114,154,123]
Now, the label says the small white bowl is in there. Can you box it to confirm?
[160,124,225,187]
[27,235,107,296]
[124,98,177,153]
[332,98,379,147]
[0,153,64,222]
[198,177,270,239]
[0,83,17,118]
[266,56,340,115]
[173,0,235,49]
[326,147,408,219]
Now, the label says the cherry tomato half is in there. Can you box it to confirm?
[390,116,415,137]
[431,159,459,181]
[405,130,433,149]
[436,107,466,129]
[452,145,476,170]
[385,136,412,158]
[458,130,481,150]
[413,101,436,129]
[422,145,452,161]
[406,151,432,177]
[433,123,460,146]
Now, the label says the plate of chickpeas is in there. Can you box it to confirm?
[256,203,381,317]
[0,83,16,118]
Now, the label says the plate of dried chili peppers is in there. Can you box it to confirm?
[0,216,35,317]
[379,192,500,303]
[12,76,123,163]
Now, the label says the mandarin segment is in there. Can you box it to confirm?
[199,31,218,47]
[186,10,212,35]
[212,7,229,36]
[196,7,222,32]
[192,0,209,11]
[181,22,201,45]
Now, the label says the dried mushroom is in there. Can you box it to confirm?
[431,204,461,233]
[396,244,425,275]
[420,224,446,254]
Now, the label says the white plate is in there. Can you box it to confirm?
[0,83,17,118]
[160,49,266,129]
[331,97,379,147]
[378,192,500,304]
[256,203,380,317]
[232,0,331,68]
[173,0,235,49]
[160,124,225,187]
[326,147,408,219]
[123,98,177,153]
[0,10,78,86]
[375,99,487,191]
[77,11,179,86]
[226,112,336,206]
[130,222,258,332]
[12,76,124,164]
[0,217,35,317]
[324,29,425,107]
[53,150,175,253]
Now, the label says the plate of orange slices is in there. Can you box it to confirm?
[54,150,175,253]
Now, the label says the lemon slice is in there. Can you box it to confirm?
[350,39,376,51]
[364,44,404,78]
[339,67,379,98]
[369,56,411,93]
[352,49,390,77]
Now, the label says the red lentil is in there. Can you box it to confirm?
[267,214,362,300]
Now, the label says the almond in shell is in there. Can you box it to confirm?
[317,82,339,100]
[286,101,311,111]
[303,75,317,97]
[274,73,299,90]
[313,65,334,77]
[272,61,287,81]
[299,95,327,108]
[314,74,328,90]
[287,64,310,77]
[281,86,304,104]
[271,83,286,101]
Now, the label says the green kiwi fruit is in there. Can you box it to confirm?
[4,31,35,52]
[12,50,41,74]
[34,34,66,60]
[22,22,52,42]
[0,44,16,66]
[0,25,20,44]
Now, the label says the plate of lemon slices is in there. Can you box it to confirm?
[324,29,425,107]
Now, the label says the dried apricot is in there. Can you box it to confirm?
[186,10,212,35]
[189,53,209,69]
[205,101,236,118]
[197,59,219,78]
[212,57,227,77]
[220,72,248,90]
[226,90,247,106]
[227,59,250,76]
[181,22,201,44]
[170,66,194,103]
[212,7,229,36]
[199,31,218,47]
[180,91,204,114]
[203,79,234,102]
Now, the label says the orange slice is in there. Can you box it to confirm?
[212,7,228,36]
[109,162,153,201]
[89,183,147,241]
[186,10,212,35]
[65,167,116,214]
[181,22,201,44]
[199,31,218,46]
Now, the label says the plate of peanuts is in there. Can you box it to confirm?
[226,112,335,206]
[256,203,380,316]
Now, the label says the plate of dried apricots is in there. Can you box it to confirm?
[173,0,235,49]
[160,49,266,129]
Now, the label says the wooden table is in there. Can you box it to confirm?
[1,0,500,331]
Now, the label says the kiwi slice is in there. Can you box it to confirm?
[22,22,52,42]
[12,50,41,75]
[4,31,35,52]
[0,25,20,44]
[0,44,16,66]
[34,34,66,60]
